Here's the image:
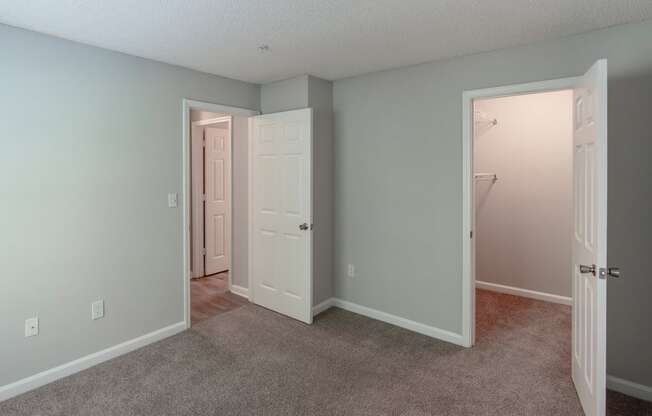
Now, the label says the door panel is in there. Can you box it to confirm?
[572,59,607,416]
[251,108,312,324]
[204,126,231,275]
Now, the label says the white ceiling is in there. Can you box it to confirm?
[2,1,652,84]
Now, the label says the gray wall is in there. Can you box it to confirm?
[231,116,250,289]
[333,19,652,386]
[260,75,335,305]
[308,76,335,305]
[0,24,259,386]
[474,91,573,298]
[261,75,309,113]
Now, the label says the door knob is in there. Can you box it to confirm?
[579,264,596,276]
[599,267,620,279]
[299,223,309,231]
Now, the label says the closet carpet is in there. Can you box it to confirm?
[2,290,650,415]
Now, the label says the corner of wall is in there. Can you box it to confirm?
[260,75,310,113]
[307,75,335,305]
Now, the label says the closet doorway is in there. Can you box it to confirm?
[462,60,615,416]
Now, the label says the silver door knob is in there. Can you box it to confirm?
[579,264,596,276]
[599,267,620,279]
[299,223,309,231]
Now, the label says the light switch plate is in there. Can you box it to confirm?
[347,264,356,278]
[25,317,38,337]
[91,300,104,320]
[168,193,178,208]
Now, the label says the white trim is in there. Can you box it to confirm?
[312,298,335,317]
[230,284,250,299]
[306,109,314,324]
[332,299,465,347]
[182,100,192,328]
[309,297,464,345]
[607,375,652,402]
[461,76,579,348]
[247,116,254,309]
[182,99,259,329]
[0,322,185,402]
[476,281,572,306]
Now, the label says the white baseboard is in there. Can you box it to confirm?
[315,298,464,347]
[230,284,249,299]
[476,281,572,306]
[312,298,335,316]
[607,375,652,402]
[0,321,186,402]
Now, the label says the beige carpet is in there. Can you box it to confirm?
[1,290,650,415]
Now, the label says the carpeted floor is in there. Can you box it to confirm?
[2,290,650,415]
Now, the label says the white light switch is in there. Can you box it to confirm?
[25,317,38,337]
[91,300,104,320]
[168,193,178,208]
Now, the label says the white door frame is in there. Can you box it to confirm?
[461,76,580,348]
[191,116,232,279]
[182,99,259,328]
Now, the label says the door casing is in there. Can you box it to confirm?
[461,75,582,347]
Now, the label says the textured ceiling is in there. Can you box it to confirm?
[2,1,652,83]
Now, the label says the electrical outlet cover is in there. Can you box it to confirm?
[25,317,38,337]
[91,300,104,320]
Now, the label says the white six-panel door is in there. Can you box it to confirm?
[572,59,608,416]
[250,108,312,324]
[204,126,231,275]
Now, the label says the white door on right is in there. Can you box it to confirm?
[572,59,608,416]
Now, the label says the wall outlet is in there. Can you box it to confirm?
[347,264,356,278]
[25,317,38,337]
[168,193,178,208]
[91,300,104,320]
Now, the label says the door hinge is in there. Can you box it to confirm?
[201,193,207,202]
[470,230,473,239]
[201,248,207,256]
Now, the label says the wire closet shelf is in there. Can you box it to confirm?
[474,173,498,182]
